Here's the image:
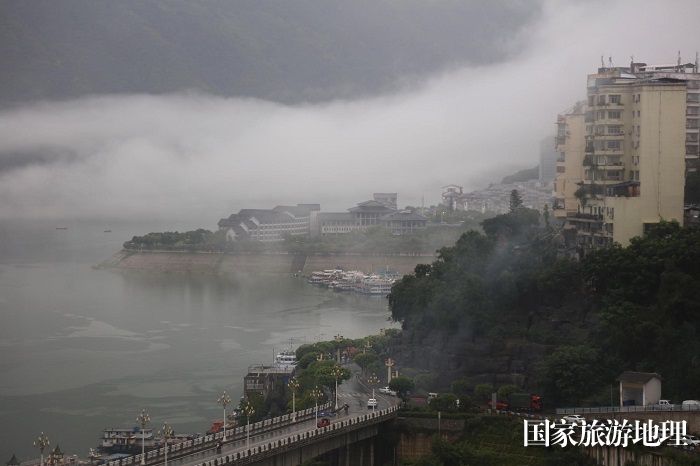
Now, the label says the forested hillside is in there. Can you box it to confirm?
[389,211,700,407]
[0,0,539,105]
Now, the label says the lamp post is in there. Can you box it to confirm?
[334,334,344,363]
[385,358,395,384]
[217,391,232,441]
[136,409,150,465]
[33,432,49,466]
[159,422,173,466]
[288,377,300,421]
[367,373,379,411]
[311,386,323,427]
[331,365,343,410]
[242,401,255,449]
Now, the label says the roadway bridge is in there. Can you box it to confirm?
[103,377,399,466]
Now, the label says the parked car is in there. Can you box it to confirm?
[378,387,397,396]
[682,435,700,446]
[682,400,700,410]
[367,398,378,409]
[316,417,331,428]
[562,414,586,424]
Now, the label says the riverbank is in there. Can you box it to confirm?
[100,250,435,276]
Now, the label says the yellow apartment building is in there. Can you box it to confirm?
[558,60,700,250]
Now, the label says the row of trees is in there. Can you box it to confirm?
[122,224,481,254]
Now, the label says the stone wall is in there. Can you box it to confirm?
[104,251,434,276]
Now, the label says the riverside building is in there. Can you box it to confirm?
[555,58,700,250]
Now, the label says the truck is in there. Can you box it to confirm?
[487,393,543,412]
[206,420,234,434]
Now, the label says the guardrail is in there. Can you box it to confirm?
[191,405,399,466]
[104,403,333,466]
[556,405,700,415]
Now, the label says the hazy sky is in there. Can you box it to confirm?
[1,0,699,227]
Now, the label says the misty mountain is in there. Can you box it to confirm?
[500,166,539,184]
[0,0,540,105]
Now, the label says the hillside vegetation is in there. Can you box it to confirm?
[389,210,700,407]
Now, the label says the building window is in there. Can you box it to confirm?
[610,94,621,104]
[598,95,606,105]
[688,119,700,129]
[688,133,700,143]
[687,93,700,103]
[687,107,699,116]
[632,155,640,165]
[588,95,595,106]
[607,140,621,150]
[595,125,605,135]
[608,125,623,134]
[597,110,606,120]
[608,110,621,119]
[688,145,699,156]
[557,166,566,173]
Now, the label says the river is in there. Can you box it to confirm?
[0,219,395,460]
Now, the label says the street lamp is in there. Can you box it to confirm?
[217,391,232,441]
[288,377,300,421]
[242,401,255,449]
[158,422,174,466]
[367,373,379,412]
[136,409,150,465]
[334,334,344,363]
[33,432,49,466]
[385,358,395,384]
[331,365,344,410]
[311,386,323,427]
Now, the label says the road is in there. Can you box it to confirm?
[153,366,398,466]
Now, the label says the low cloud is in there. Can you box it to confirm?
[0,0,698,226]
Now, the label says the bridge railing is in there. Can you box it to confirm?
[107,402,333,466]
[556,404,700,415]
[190,404,399,466]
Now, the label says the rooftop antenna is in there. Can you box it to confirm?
[695,51,698,73]
[630,55,635,72]
[678,50,682,71]
[601,55,605,69]
[608,56,613,68]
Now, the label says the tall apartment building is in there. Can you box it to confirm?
[553,101,586,218]
[557,59,700,249]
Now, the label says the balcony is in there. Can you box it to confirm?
[555,136,566,145]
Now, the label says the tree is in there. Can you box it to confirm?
[540,345,601,406]
[428,393,459,412]
[497,384,518,400]
[473,384,494,402]
[451,378,471,399]
[509,189,523,212]
[389,376,415,401]
[353,353,378,375]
